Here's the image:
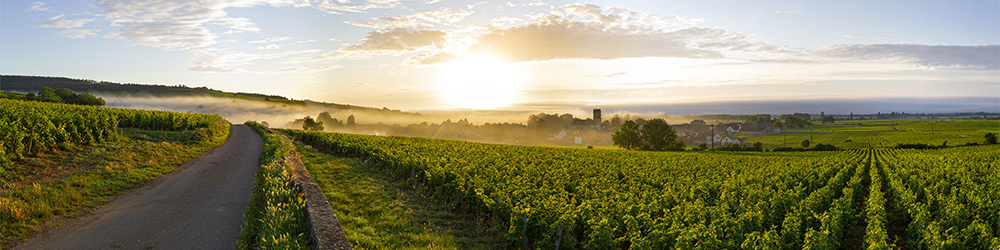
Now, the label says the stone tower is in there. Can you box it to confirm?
[593,109,602,129]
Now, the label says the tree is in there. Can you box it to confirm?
[346,114,356,127]
[745,114,771,124]
[986,132,998,145]
[76,92,105,105]
[640,119,682,151]
[613,119,684,151]
[302,116,324,131]
[610,115,623,129]
[612,120,641,150]
[801,139,811,148]
[37,87,62,103]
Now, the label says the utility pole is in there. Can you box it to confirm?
[711,125,715,149]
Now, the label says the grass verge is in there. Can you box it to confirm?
[1,124,230,248]
[236,122,310,250]
[292,139,504,250]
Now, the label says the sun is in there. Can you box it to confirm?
[437,54,523,110]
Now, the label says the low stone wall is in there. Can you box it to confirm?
[268,127,352,250]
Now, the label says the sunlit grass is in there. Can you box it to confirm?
[293,141,504,250]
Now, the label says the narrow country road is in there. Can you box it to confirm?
[15,124,263,250]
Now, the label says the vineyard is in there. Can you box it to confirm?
[0,99,227,172]
[282,129,999,249]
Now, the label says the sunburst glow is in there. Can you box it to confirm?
[437,54,524,110]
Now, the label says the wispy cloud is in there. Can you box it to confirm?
[92,0,300,72]
[841,34,897,40]
[39,15,94,28]
[774,10,799,14]
[300,0,400,15]
[28,2,50,12]
[56,29,100,39]
[345,9,472,30]
[815,44,1000,70]
[273,65,342,74]
[249,37,291,44]
[343,28,446,52]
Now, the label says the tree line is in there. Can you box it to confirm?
[2,87,105,106]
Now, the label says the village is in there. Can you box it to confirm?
[302,109,785,147]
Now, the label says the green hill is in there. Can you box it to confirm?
[0,75,403,114]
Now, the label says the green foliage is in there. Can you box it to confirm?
[639,119,683,151]
[283,129,868,248]
[301,116,324,131]
[611,120,640,150]
[802,139,811,148]
[985,132,998,145]
[613,119,683,151]
[0,99,226,172]
[779,113,812,128]
[714,141,765,152]
[10,87,106,105]
[237,122,310,250]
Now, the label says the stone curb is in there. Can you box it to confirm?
[267,127,352,250]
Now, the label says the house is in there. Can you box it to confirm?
[720,134,744,146]
[708,133,744,146]
[553,129,568,141]
[740,123,770,135]
[724,123,742,133]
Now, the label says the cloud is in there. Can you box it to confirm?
[296,39,316,44]
[249,36,290,43]
[841,34,897,40]
[257,44,280,50]
[816,44,1000,70]
[343,28,447,52]
[56,29,100,39]
[774,10,799,14]
[274,65,342,74]
[300,0,400,14]
[287,49,322,55]
[187,51,273,73]
[28,2,49,11]
[217,17,260,34]
[410,3,780,64]
[95,0,296,72]
[412,21,782,64]
[345,9,472,30]
[39,15,94,28]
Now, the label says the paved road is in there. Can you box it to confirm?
[16,124,263,250]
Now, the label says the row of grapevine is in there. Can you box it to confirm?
[236,122,309,250]
[0,99,227,169]
[865,150,890,250]
[803,152,866,249]
[877,146,1000,249]
[283,129,880,249]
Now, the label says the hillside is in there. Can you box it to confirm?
[0,75,403,114]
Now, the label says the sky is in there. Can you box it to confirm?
[2,0,998,115]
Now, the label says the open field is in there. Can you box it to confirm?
[748,119,999,149]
